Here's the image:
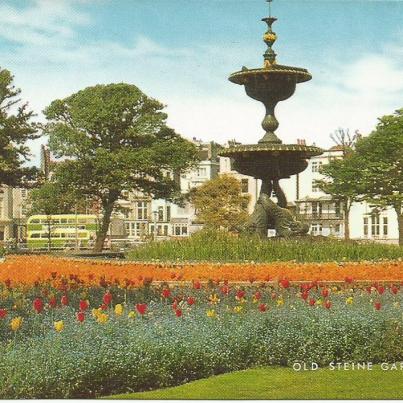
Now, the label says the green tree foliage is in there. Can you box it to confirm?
[190,174,250,232]
[0,68,38,186]
[43,83,198,251]
[317,154,363,240]
[353,109,403,245]
[28,181,81,216]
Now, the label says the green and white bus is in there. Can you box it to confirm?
[27,214,98,250]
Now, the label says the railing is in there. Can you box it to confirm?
[296,213,344,220]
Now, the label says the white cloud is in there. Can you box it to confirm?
[1,0,402,164]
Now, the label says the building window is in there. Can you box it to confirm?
[383,217,388,236]
[312,201,322,217]
[312,161,323,173]
[311,180,320,193]
[136,201,148,220]
[371,213,380,236]
[197,167,207,177]
[334,224,341,234]
[335,201,341,217]
[311,223,322,236]
[363,217,368,237]
[21,189,27,198]
[241,179,249,193]
[158,206,164,222]
[166,206,171,222]
[150,224,169,237]
[173,224,188,236]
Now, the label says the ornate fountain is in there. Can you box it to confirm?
[219,0,323,237]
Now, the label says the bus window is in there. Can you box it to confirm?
[60,219,67,224]
[30,233,40,238]
[78,219,87,224]
[30,219,40,224]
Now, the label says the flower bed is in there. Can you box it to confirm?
[1,256,403,286]
[0,268,402,398]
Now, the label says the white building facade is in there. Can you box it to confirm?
[220,144,399,243]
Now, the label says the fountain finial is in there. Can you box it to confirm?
[262,0,277,67]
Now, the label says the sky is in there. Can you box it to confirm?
[1,0,402,165]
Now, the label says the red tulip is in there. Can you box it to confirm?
[324,300,332,309]
[309,298,316,306]
[345,277,353,284]
[103,291,112,305]
[187,296,195,306]
[100,303,108,311]
[366,286,372,294]
[221,285,230,295]
[259,303,267,312]
[0,308,7,318]
[254,291,262,300]
[48,296,57,309]
[377,286,385,295]
[391,285,399,295]
[161,288,171,298]
[301,291,309,301]
[279,279,290,289]
[321,288,329,298]
[175,309,182,317]
[77,311,85,322]
[79,299,89,311]
[374,301,381,311]
[61,295,69,306]
[33,297,44,313]
[236,290,245,299]
[172,300,178,310]
[193,281,201,290]
[136,303,147,315]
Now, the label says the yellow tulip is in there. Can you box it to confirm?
[209,294,220,305]
[233,306,243,314]
[128,311,136,319]
[276,298,284,306]
[54,320,64,332]
[114,304,123,316]
[206,309,216,318]
[97,313,109,324]
[346,296,354,305]
[11,316,23,332]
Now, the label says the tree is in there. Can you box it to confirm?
[353,109,403,245]
[189,174,250,232]
[28,181,83,251]
[330,127,360,155]
[316,155,363,240]
[43,83,198,252]
[0,68,38,187]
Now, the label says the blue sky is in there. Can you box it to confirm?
[1,0,402,164]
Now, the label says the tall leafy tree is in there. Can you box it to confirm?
[0,68,38,186]
[317,155,363,240]
[353,109,403,245]
[43,83,198,251]
[190,174,250,232]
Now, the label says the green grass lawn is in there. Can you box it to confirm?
[107,366,403,400]
[126,230,403,263]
